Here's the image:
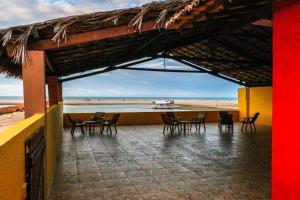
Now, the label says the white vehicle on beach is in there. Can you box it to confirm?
[152,100,175,109]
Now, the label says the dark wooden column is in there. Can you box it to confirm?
[22,51,46,118]
[58,82,63,102]
[47,76,59,106]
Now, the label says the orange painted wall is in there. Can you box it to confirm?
[64,110,239,127]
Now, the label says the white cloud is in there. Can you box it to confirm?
[0,0,154,28]
[63,87,99,96]
[0,84,23,96]
[140,81,149,85]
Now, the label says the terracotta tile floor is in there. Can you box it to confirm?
[49,123,271,200]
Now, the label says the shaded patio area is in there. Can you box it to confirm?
[49,123,271,200]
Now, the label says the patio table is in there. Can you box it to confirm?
[84,120,96,134]
[179,120,191,135]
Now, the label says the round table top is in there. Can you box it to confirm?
[84,120,96,123]
[179,120,191,123]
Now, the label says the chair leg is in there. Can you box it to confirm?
[114,125,117,134]
[253,123,256,132]
[109,125,113,135]
[100,125,104,134]
[249,123,253,133]
[177,125,181,135]
[241,122,244,131]
[71,126,75,136]
[163,125,166,135]
[80,125,85,136]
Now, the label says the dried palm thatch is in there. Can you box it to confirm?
[0,0,230,66]
[0,46,22,78]
[0,0,195,66]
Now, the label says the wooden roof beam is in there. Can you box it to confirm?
[28,21,157,51]
[156,55,256,64]
[60,57,156,82]
[31,27,56,73]
[172,58,247,86]
[252,19,273,27]
[123,67,205,73]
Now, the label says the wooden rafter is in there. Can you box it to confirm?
[28,21,157,51]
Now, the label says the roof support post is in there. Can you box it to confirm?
[22,51,46,118]
[47,76,59,106]
[58,82,63,102]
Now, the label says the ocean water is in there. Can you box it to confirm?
[0,96,237,113]
[63,104,188,113]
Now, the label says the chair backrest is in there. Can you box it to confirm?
[95,112,105,118]
[162,113,173,125]
[198,112,207,120]
[220,113,233,124]
[251,113,260,123]
[166,112,177,121]
[111,113,120,124]
[166,112,175,118]
[67,114,75,126]
[219,111,228,118]
[161,114,167,124]
[94,112,105,122]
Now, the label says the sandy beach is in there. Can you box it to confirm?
[0,112,24,133]
[62,99,237,109]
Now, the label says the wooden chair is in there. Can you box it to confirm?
[166,112,181,123]
[218,111,228,128]
[92,112,105,132]
[67,114,86,137]
[241,112,260,132]
[161,113,180,135]
[190,112,207,132]
[219,113,233,131]
[101,113,120,135]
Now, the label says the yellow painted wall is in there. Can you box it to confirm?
[238,86,272,126]
[45,103,63,195]
[0,104,63,200]
[64,110,239,127]
[0,114,44,200]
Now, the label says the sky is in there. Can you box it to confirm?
[0,0,241,98]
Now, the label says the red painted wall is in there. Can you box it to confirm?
[273,2,300,199]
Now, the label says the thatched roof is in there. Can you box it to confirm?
[0,0,273,87]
